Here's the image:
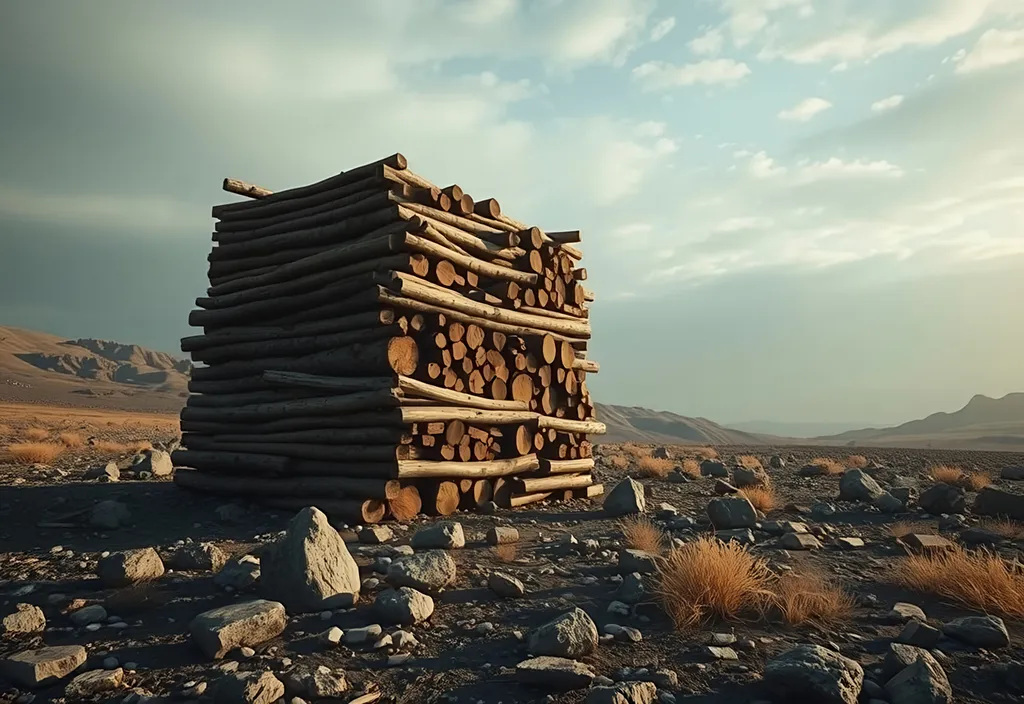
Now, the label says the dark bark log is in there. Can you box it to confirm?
[173,468,401,500]
[181,310,393,353]
[193,325,398,364]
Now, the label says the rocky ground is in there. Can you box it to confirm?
[2,440,1024,704]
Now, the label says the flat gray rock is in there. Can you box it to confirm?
[411,521,465,549]
[943,615,1010,648]
[387,550,457,593]
[516,656,596,690]
[190,599,287,660]
[65,668,124,698]
[618,549,659,574]
[489,572,526,598]
[0,645,87,688]
[763,644,863,704]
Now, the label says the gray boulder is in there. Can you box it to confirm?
[489,572,526,598]
[943,615,1010,648]
[763,644,864,704]
[97,547,164,587]
[411,521,465,549]
[838,469,885,502]
[83,462,119,482]
[135,449,173,477]
[190,599,287,660]
[604,477,646,516]
[171,542,227,572]
[214,670,284,704]
[707,496,757,529]
[375,587,434,625]
[387,550,457,593]
[919,484,966,515]
[885,654,952,704]
[260,506,360,612]
[700,459,729,477]
[733,465,770,488]
[882,644,934,682]
[516,656,595,690]
[974,486,1024,520]
[528,608,599,659]
[214,555,260,591]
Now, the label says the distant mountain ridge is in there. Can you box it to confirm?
[815,393,1024,450]
[595,403,773,445]
[728,420,880,438]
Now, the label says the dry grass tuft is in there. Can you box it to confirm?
[23,427,49,441]
[656,536,773,629]
[636,455,674,479]
[620,516,667,554]
[92,439,151,454]
[0,423,12,437]
[889,521,932,539]
[680,458,701,478]
[846,455,869,469]
[738,486,777,513]
[928,464,990,491]
[979,518,1024,541]
[809,457,846,476]
[622,443,650,459]
[768,568,855,626]
[736,455,763,470]
[492,544,519,563]
[894,546,1024,617]
[606,454,629,470]
[689,446,719,460]
[6,442,65,465]
[58,431,84,448]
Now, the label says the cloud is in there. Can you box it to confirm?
[649,16,676,42]
[631,58,751,90]
[778,97,833,122]
[871,94,905,112]
[794,157,904,183]
[0,187,204,233]
[748,151,788,179]
[955,27,1024,73]
[689,27,724,55]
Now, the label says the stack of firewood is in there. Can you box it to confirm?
[171,153,605,524]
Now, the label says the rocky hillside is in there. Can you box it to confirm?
[0,326,189,411]
[817,393,1024,451]
[595,403,772,445]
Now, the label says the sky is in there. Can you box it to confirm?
[1,0,1024,428]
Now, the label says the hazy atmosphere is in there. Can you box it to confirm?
[2,0,1023,427]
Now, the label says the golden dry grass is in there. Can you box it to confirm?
[736,454,762,470]
[689,446,719,460]
[0,423,12,437]
[636,455,674,479]
[894,546,1024,617]
[979,518,1024,541]
[808,457,846,476]
[846,455,869,469]
[622,442,650,459]
[58,431,84,448]
[928,464,990,491]
[769,569,855,626]
[23,427,49,441]
[620,516,667,554]
[606,454,629,470]
[738,486,777,513]
[92,439,152,454]
[6,442,65,465]
[656,536,773,629]
[680,458,701,478]
[492,544,519,563]
[889,521,932,539]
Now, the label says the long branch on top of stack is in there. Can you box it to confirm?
[173,152,604,524]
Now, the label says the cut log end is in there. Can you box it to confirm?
[388,485,422,522]
[387,336,420,375]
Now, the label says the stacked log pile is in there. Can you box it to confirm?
[171,153,605,524]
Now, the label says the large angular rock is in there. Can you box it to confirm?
[84,462,120,482]
[387,550,457,593]
[882,644,934,681]
[1,603,45,634]
[528,608,598,659]
[585,681,657,704]
[838,469,885,502]
[943,615,1010,648]
[411,521,465,549]
[733,465,770,488]
[885,656,952,704]
[0,645,87,688]
[190,599,287,659]
[260,506,360,612]
[763,644,864,704]
[136,449,173,477]
[974,486,1024,520]
[215,555,261,591]
[707,496,757,529]
[375,587,434,625]
[97,547,165,587]
[603,477,646,516]
[65,668,124,699]
[489,572,526,598]
[618,549,659,574]
[288,666,348,699]
[214,670,284,704]
[700,459,729,477]
[874,492,906,514]
[516,656,595,690]
[1001,466,1024,480]
[780,532,822,550]
[919,484,966,516]
[171,542,228,572]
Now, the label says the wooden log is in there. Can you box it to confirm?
[173,468,401,500]
[470,479,492,508]
[223,178,272,199]
[572,484,604,500]
[572,358,599,373]
[186,388,322,408]
[182,436,417,463]
[189,336,418,383]
[389,485,422,521]
[404,232,537,285]
[383,273,591,338]
[180,388,401,423]
[513,473,592,494]
[547,230,581,244]
[421,480,460,516]
[193,428,410,446]
[396,206,520,262]
[213,153,406,217]
[182,310,393,353]
[508,491,552,508]
[255,497,386,524]
[537,416,606,434]
[260,373,394,393]
[539,458,596,475]
[474,198,501,218]
[193,325,398,364]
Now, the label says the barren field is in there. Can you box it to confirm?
[2,410,1024,703]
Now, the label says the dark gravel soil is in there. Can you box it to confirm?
[2,442,1024,703]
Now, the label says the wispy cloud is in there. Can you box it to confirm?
[871,94,905,112]
[631,58,751,90]
[778,97,832,122]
